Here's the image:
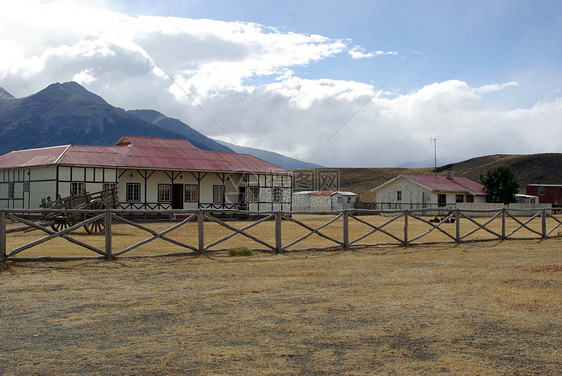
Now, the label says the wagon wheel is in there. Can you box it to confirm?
[51,219,75,232]
[83,200,107,234]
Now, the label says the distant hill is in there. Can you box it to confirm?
[437,154,562,189]
[303,153,562,202]
[216,140,323,170]
[128,109,234,153]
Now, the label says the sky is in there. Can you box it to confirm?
[0,0,561,167]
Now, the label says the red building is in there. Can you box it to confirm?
[526,184,562,208]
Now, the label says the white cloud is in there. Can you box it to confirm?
[349,46,398,59]
[178,78,561,167]
[349,46,374,59]
[73,68,97,85]
[0,0,560,167]
[474,81,519,94]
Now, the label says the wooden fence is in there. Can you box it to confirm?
[1,208,561,261]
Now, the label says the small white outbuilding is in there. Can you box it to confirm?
[292,190,357,212]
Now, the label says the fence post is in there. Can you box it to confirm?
[105,210,112,260]
[501,208,506,240]
[403,210,409,246]
[198,210,204,253]
[541,209,547,238]
[455,209,460,243]
[342,210,349,249]
[0,210,6,261]
[275,211,282,253]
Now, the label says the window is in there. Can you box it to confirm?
[158,184,171,202]
[8,182,14,199]
[213,185,224,203]
[397,191,402,201]
[126,183,141,202]
[347,197,352,203]
[538,187,545,196]
[185,184,197,202]
[103,183,117,191]
[337,196,343,203]
[456,194,464,203]
[23,181,30,192]
[272,187,282,204]
[248,187,260,203]
[438,194,447,207]
[71,182,85,196]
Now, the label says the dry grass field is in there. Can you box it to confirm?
[1,215,561,375]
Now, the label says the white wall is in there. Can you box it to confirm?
[332,194,357,211]
[375,177,487,207]
[375,178,432,205]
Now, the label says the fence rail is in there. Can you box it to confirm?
[1,208,561,261]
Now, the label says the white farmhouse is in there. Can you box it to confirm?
[0,135,292,212]
[371,174,489,209]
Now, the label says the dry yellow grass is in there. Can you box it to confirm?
[0,231,560,375]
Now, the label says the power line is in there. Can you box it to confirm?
[147,56,240,147]
[308,53,417,160]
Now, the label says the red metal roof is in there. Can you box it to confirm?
[310,190,339,195]
[0,145,71,167]
[372,174,489,196]
[401,175,489,196]
[308,190,357,196]
[0,135,289,174]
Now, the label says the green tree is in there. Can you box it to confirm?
[479,165,519,204]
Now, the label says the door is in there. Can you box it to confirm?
[172,184,183,209]
[238,187,247,210]
[438,194,446,207]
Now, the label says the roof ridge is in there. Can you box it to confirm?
[53,145,73,164]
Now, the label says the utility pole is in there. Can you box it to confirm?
[429,138,437,172]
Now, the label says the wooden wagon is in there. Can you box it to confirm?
[40,188,119,234]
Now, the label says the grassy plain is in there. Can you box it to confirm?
[0,216,560,375]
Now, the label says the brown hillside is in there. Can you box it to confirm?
[296,153,562,202]
[437,153,562,189]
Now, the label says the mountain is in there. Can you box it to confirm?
[0,82,318,169]
[128,109,233,153]
[215,140,323,170]
[0,87,16,105]
[0,82,226,155]
[304,153,562,202]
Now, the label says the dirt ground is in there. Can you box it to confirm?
[1,238,560,375]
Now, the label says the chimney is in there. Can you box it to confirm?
[445,171,454,180]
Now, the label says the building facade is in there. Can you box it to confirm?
[371,174,490,209]
[292,190,357,212]
[0,136,292,212]
[526,184,562,208]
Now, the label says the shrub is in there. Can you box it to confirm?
[228,247,254,256]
